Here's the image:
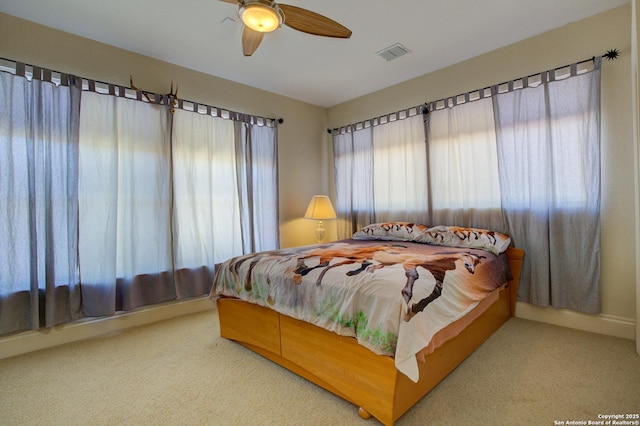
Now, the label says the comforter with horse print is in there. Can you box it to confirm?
[210,238,511,382]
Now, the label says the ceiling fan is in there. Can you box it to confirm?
[219,0,352,56]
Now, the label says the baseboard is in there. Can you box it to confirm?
[515,301,636,340]
[2,298,632,360]
[0,296,215,360]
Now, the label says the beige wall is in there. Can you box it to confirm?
[328,4,636,338]
[0,12,329,249]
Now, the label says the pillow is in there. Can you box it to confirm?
[352,222,429,242]
[413,225,511,255]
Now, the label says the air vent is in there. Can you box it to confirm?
[220,16,236,26]
[376,43,411,61]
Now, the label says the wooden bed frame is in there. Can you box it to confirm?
[216,247,524,425]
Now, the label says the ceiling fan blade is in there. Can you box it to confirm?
[278,4,352,38]
[242,26,265,56]
[217,0,237,3]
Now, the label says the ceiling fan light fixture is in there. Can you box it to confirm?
[239,1,283,33]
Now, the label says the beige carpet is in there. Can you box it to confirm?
[0,307,638,426]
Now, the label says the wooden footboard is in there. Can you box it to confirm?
[217,247,524,425]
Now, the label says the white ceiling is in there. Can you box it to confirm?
[0,0,629,108]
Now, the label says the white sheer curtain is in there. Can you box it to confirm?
[333,126,375,239]
[172,109,243,296]
[79,92,174,316]
[427,97,505,231]
[0,72,82,334]
[493,59,602,313]
[333,114,428,238]
[78,94,280,317]
[373,114,429,223]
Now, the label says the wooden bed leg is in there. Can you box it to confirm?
[358,407,372,420]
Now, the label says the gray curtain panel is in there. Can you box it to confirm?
[493,58,602,313]
[234,120,280,254]
[332,126,375,238]
[0,72,82,334]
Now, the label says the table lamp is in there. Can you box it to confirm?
[304,195,337,243]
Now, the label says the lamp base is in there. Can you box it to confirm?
[315,220,326,244]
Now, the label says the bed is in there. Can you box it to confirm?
[211,223,524,425]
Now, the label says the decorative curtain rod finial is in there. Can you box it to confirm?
[603,48,620,61]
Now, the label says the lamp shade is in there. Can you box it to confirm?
[304,195,337,220]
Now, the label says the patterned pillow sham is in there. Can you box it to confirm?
[352,222,430,241]
[413,225,511,255]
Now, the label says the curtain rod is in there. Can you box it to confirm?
[0,56,283,127]
[327,48,619,134]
